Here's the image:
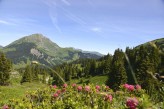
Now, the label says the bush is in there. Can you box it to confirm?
[0,84,163,109]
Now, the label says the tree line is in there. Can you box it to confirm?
[52,43,164,101]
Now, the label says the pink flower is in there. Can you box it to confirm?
[126,97,139,109]
[72,83,77,87]
[105,94,113,102]
[2,105,9,109]
[56,90,61,94]
[123,84,135,91]
[123,84,129,89]
[63,83,68,88]
[95,85,100,90]
[85,86,90,92]
[128,85,135,91]
[96,89,99,92]
[53,85,57,89]
[77,86,82,91]
[53,93,58,98]
[135,85,141,90]
[106,86,109,89]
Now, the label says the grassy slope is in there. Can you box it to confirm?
[0,73,47,103]
[0,75,108,103]
[0,83,47,103]
[70,75,108,85]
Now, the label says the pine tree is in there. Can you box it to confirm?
[89,59,96,76]
[125,47,136,84]
[103,54,112,74]
[106,49,127,90]
[33,65,39,81]
[21,65,32,83]
[149,46,160,73]
[0,53,12,85]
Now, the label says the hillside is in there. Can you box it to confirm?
[2,34,102,68]
[136,38,164,52]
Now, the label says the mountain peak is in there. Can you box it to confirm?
[6,33,59,48]
[3,33,102,68]
[24,33,49,42]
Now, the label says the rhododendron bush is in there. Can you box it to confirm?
[0,84,163,109]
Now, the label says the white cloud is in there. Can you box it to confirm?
[91,27,102,32]
[0,20,14,25]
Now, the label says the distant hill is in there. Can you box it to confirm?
[2,34,102,68]
[136,38,164,52]
[0,45,3,48]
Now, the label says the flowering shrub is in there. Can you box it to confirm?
[0,83,161,109]
[126,97,138,109]
[2,105,9,109]
[135,85,141,90]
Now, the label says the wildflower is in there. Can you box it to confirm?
[2,105,9,109]
[135,85,141,90]
[123,84,135,91]
[53,93,59,98]
[95,85,100,90]
[128,85,135,91]
[56,90,61,94]
[53,85,57,89]
[106,86,109,89]
[72,83,77,87]
[63,83,68,88]
[123,84,129,89]
[85,86,90,92]
[96,89,99,92]
[105,94,112,102]
[77,86,82,91]
[126,97,139,109]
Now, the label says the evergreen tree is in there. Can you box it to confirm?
[84,62,90,77]
[33,65,39,81]
[52,68,64,86]
[106,49,127,90]
[125,47,136,84]
[103,54,112,74]
[149,45,160,73]
[89,59,96,76]
[21,65,32,83]
[0,53,12,85]
[42,70,47,84]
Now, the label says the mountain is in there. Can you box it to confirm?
[2,34,102,68]
[135,38,164,54]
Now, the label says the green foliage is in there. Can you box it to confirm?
[0,84,162,109]
[0,82,47,103]
[0,53,12,85]
[21,64,48,83]
[21,65,32,83]
[107,49,127,90]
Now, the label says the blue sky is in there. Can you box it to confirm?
[0,0,164,54]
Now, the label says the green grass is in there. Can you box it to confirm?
[0,71,107,103]
[0,73,47,103]
[70,75,108,85]
[0,82,47,103]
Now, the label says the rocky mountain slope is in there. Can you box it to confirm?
[2,34,103,68]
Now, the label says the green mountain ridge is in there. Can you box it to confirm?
[136,38,164,52]
[2,34,102,68]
